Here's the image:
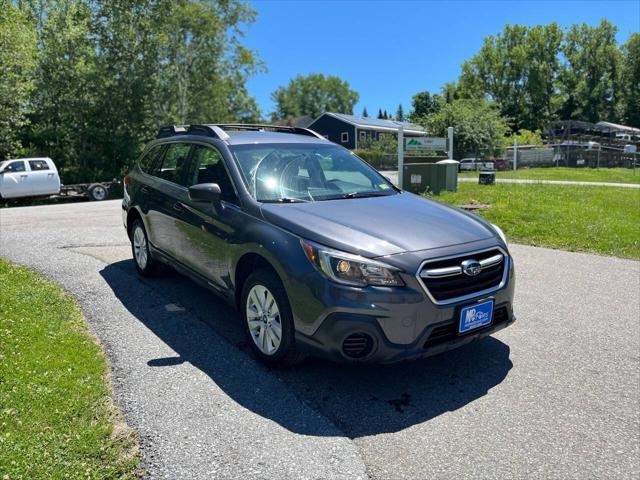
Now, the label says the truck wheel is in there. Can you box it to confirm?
[87,184,108,201]
[241,269,306,367]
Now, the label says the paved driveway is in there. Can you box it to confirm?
[1,200,638,479]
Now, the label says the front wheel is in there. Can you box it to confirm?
[241,269,305,367]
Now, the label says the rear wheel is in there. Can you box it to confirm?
[87,183,108,201]
[130,219,160,276]
[241,269,305,367]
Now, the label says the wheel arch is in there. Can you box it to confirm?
[234,252,282,310]
[126,206,144,240]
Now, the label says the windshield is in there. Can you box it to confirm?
[230,143,397,202]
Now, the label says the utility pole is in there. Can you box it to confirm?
[513,140,518,172]
[397,125,404,188]
[447,126,454,160]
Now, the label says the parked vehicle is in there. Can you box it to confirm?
[0,157,116,202]
[459,158,495,171]
[122,124,515,366]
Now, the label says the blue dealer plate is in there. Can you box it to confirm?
[459,300,494,334]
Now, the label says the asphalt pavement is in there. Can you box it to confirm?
[0,200,638,479]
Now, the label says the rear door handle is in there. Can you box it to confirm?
[141,186,151,194]
[173,202,185,212]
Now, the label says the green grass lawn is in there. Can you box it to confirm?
[434,183,640,260]
[458,167,640,184]
[0,260,140,479]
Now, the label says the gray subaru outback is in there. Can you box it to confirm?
[122,124,515,366]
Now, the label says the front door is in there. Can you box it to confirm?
[176,143,244,290]
[0,161,31,198]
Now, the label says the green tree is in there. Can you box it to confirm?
[23,0,98,179]
[458,23,563,131]
[423,99,509,158]
[396,103,404,121]
[150,0,262,125]
[558,20,622,123]
[0,2,37,159]
[409,91,441,121]
[271,73,358,120]
[502,129,545,147]
[362,106,369,117]
[377,108,383,119]
[620,33,640,127]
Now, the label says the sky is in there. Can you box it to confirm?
[243,0,639,118]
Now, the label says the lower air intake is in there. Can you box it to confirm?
[342,333,374,359]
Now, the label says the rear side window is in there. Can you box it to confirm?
[157,143,192,186]
[188,145,237,203]
[3,161,26,172]
[29,160,50,171]
[139,145,166,175]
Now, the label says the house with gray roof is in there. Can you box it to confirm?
[308,112,426,149]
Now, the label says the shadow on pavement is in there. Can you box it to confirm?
[100,259,512,439]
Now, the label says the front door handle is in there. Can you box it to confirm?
[173,202,185,212]
[20,174,28,179]
[141,186,151,194]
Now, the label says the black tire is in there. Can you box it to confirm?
[130,219,161,277]
[241,268,306,367]
[87,183,109,201]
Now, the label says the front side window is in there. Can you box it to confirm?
[29,160,50,171]
[2,161,26,173]
[187,145,237,203]
[157,143,192,186]
[230,143,396,202]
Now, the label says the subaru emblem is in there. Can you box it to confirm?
[461,259,482,276]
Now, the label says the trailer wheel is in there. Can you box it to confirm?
[87,183,108,201]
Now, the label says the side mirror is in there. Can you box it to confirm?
[188,183,221,204]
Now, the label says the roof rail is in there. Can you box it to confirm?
[213,124,326,139]
[156,125,188,138]
[155,123,324,141]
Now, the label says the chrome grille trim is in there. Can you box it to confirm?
[416,247,509,305]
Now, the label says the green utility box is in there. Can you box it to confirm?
[402,162,458,195]
[436,159,460,191]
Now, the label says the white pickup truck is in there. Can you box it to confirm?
[0,157,115,201]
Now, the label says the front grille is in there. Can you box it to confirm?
[424,306,510,349]
[418,249,506,303]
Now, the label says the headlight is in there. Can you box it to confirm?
[491,224,508,245]
[301,240,405,287]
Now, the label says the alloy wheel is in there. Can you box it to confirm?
[246,285,282,355]
[133,225,148,270]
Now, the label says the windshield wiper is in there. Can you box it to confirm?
[261,197,309,203]
[341,191,392,199]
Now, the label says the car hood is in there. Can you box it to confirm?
[260,192,496,257]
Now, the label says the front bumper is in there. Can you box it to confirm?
[289,247,516,364]
[295,302,515,364]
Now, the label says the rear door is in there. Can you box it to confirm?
[0,161,31,198]
[143,142,193,260]
[28,159,60,195]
